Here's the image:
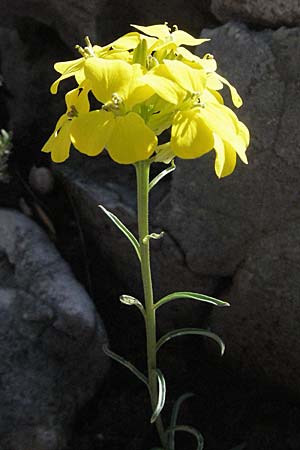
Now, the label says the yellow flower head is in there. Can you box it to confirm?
[42,23,250,177]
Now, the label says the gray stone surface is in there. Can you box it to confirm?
[0,208,108,449]
[211,0,300,27]
[0,0,100,45]
[185,22,300,390]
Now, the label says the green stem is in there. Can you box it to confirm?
[135,160,167,449]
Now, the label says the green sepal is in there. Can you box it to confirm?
[150,369,166,424]
[154,291,230,310]
[132,38,147,67]
[99,204,141,262]
[156,328,225,356]
[102,344,148,386]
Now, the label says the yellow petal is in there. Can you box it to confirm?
[172,29,210,47]
[110,32,141,50]
[216,74,243,108]
[65,86,90,113]
[70,110,114,156]
[171,109,214,158]
[131,24,170,40]
[206,73,223,90]
[84,58,133,104]
[126,64,154,108]
[238,120,250,148]
[175,47,203,64]
[42,115,72,163]
[201,101,238,143]
[164,59,207,94]
[142,64,186,105]
[214,133,237,178]
[106,112,157,164]
[54,58,84,75]
[50,58,84,94]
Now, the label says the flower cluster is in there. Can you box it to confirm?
[42,23,249,177]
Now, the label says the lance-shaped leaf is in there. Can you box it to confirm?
[149,160,176,190]
[103,344,148,386]
[154,291,229,310]
[150,369,166,423]
[142,231,165,244]
[99,204,141,261]
[165,425,204,450]
[169,393,194,449]
[156,328,225,356]
[119,294,145,318]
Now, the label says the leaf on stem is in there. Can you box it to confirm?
[168,393,194,450]
[142,231,165,244]
[156,328,225,356]
[119,294,145,318]
[150,369,167,424]
[149,160,176,191]
[165,425,204,450]
[98,204,141,261]
[102,344,148,386]
[154,291,230,310]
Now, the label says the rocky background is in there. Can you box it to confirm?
[1,1,300,449]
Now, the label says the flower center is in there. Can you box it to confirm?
[102,93,125,115]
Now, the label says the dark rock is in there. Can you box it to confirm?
[29,166,55,195]
[191,22,300,392]
[0,0,100,45]
[211,0,300,27]
[0,208,108,449]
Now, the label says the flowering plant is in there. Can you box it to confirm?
[42,23,249,449]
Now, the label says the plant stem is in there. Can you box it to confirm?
[135,160,167,449]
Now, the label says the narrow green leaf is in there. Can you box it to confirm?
[156,328,225,356]
[103,344,148,386]
[150,369,166,424]
[154,291,230,311]
[165,425,204,450]
[98,205,141,261]
[142,231,165,244]
[169,393,194,450]
[119,294,145,317]
[149,160,176,191]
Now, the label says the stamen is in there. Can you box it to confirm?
[102,93,124,113]
[112,93,123,106]
[75,36,95,57]
[75,45,85,57]
[173,25,179,31]
[67,105,78,118]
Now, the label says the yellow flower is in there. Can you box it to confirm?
[42,23,250,176]
[70,59,157,164]
[42,84,89,162]
[170,90,249,177]
[50,36,135,95]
